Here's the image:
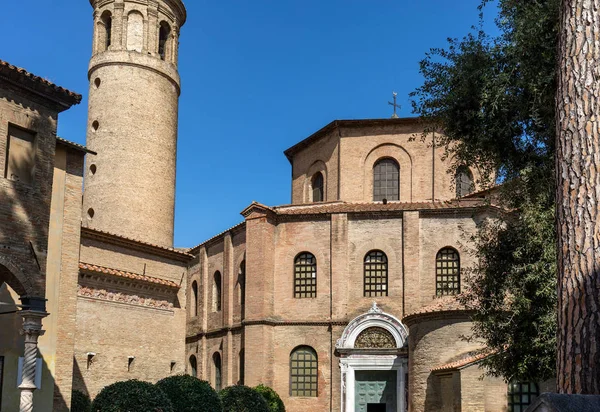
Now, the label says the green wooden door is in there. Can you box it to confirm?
[355,370,396,412]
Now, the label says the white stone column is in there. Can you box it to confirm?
[18,310,47,412]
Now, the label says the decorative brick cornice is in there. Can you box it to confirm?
[78,284,174,311]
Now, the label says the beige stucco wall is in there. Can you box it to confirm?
[0,78,83,411]
[40,144,85,411]
[73,237,187,400]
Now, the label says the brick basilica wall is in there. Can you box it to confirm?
[186,207,493,412]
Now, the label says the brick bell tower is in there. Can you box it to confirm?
[83,0,186,247]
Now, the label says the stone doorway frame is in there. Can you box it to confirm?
[336,303,409,412]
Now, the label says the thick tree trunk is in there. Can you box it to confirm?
[556,0,600,394]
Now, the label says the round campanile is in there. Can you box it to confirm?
[83,0,186,247]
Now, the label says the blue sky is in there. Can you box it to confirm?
[4,1,499,248]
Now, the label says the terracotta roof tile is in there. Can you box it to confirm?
[188,221,246,254]
[271,199,488,215]
[79,262,179,288]
[81,226,193,259]
[403,296,471,325]
[56,137,96,155]
[0,59,81,106]
[432,350,493,372]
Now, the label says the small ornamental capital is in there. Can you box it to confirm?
[369,301,383,314]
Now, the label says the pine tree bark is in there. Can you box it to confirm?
[556,0,600,395]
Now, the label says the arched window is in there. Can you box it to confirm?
[436,248,460,296]
[191,281,198,317]
[126,11,144,52]
[455,166,474,197]
[98,11,112,52]
[189,355,197,378]
[290,346,318,397]
[213,352,222,391]
[373,158,399,201]
[158,21,171,60]
[239,260,246,306]
[213,271,222,312]
[508,381,539,411]
[311,172,324,202]
[364,251,388,297]
[294,253,317,298]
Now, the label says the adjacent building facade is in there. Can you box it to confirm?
[0,1,552,411]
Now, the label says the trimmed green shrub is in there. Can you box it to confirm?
[220,385,269,412]
[91,379,173,412]
[254,384,285,412]
[156,374,222,412]
[71,389,91,412]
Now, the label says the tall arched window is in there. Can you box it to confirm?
[158,21,171,60]
[238,260,246,307]
[126,11,144,52]
[290,346,318,397]
[364,251,388,297]
[239,349,245,385]
[436,248,460,296]
[455,166,474,197]
[311,172,324,202]
[189,355,197,378]
[213,271,222,312]
[508,381,539,411]
[213,352,222,391]
[98,11,112,52]
[294,253,317,298]
[191,281,198,317]
[373,158,399,201]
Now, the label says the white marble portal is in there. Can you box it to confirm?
[336,303,408,412]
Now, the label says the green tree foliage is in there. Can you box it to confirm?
[220,385,269,412]
[71,390,91,412]
[254,384,286,412]
[91,380,173,412]
[156,375,222,412]
[410,0,559,381]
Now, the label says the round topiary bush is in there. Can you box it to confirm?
[71,389,91,412]
[220,385,269,412]
[254,384,285,412]
[91,379,173,412]
[156,374,222,412]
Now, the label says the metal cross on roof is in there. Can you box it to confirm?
[388,92,401,119]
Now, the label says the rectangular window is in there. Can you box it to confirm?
[5,125,36,184]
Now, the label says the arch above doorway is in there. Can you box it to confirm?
[336,302,408,350]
